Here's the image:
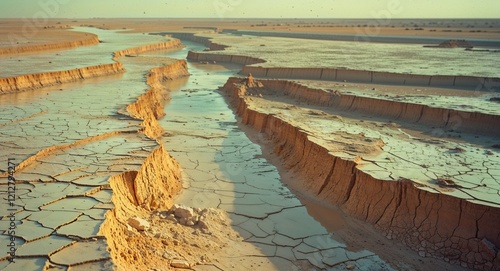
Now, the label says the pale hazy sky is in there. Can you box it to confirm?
[0,0,499,19]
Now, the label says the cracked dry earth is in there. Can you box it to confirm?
[0,28,393,271]
[219,76,500,270]
[0,25,498,271]
[159,63,394,271]
[238,83,500,206]
[0,28,189,270]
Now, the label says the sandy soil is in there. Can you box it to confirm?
[1,18,500,49]
[0,19,90,48]
[73,18,500,40]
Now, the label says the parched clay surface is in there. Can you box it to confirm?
[220,76,500,270]
[0,27,190,270]
[1,21,498,271]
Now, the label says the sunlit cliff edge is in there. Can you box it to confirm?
[221,77,500,270]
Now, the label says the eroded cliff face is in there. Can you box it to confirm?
[114,42,187,138]
[222,78,500,270]
[187,51,266,66]
[99,143,182,269]
[0,63,125,94]
[113,39,184,59]
[240,66,500,90]
[185,49,500,90]
[0,34,99,55]
[226,78,500,137]
[101,54,188,270]
[147,60,190,86]
[126,60,190,139]
[169,33,228,51]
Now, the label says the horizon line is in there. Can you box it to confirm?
[1,17,500,20]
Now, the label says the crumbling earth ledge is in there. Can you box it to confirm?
[0,33,99,55]
[0,39,185,95]
[221,78,500,271]
[0,63,126,94]
[242,79,500,137]
[125,59,190,139]
[112,39,184,60]
[99,143,183,269]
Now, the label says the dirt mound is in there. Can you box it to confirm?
[241,73,264,89]
[437,40,474,48]
[424,40,474,49]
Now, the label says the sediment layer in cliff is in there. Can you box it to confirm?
[113,39,184,60]
[0,63,125,94]
[221,78,500,270]
[0,33,99,55]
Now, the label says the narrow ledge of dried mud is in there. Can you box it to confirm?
[221,78,500,271]
[100,57,187,269]
[0,38,185,95]
[99,143,182,269]
[168,33,229,51]
[188,50,266,66]
[240,66,500,90]
[187,50,500,90]
[237,79,500,137]
[0,33,99,55]
[125,59,190,139]
[113,39,184,60]
[0,63,125,94]
[0,131,133,178]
